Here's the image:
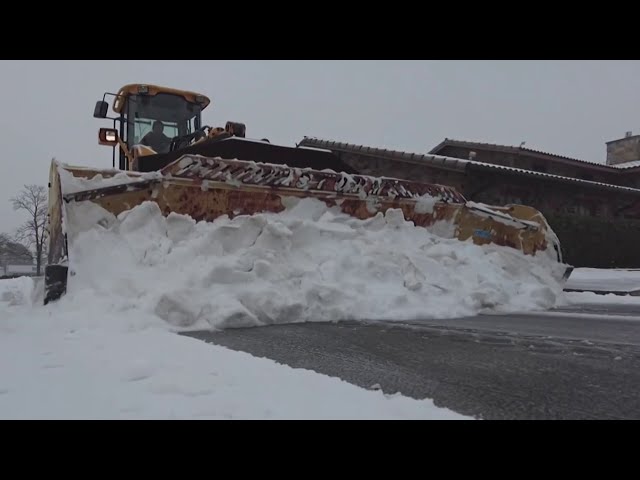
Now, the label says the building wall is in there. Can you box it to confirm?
[1,264,36,277]
[334,150,640,267]
[543,214,640,268]
[607,135,640,165]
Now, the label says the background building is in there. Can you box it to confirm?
[298,133,640,268]
[0,239,35,278]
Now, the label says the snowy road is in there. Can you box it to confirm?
[185,303,640,420]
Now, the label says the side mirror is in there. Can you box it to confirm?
[93,100,109,119]
[98,128,119,146]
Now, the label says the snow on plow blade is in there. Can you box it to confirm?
[44,155,568,305]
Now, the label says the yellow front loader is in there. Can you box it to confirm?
[43,83,572,304]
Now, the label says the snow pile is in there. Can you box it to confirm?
[59,196,567,331]
[0,276,34,307]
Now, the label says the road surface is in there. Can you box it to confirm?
[183,302,640,420]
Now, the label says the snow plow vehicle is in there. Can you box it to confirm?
[43,83,571,305]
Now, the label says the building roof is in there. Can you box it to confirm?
[298,137,469,172]
[428,138,640,173]
[611,160,640,170]
[298,137,640,196]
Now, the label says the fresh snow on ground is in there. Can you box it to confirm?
[0,277,469,420]
[0,196,572,419]
[563,291,640,306]
[565,267,640,294]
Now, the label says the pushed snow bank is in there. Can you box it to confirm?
[60,197,567,331]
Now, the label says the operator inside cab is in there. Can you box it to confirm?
[140,120,171,153]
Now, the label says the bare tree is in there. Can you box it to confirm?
[0,233,8,275]
[11,185,48,276]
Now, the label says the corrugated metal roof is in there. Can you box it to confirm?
[467,161,640,194]
[298,136,640,196]
[611,160,640,169]
[299,137,470,172]
[429,138,640,172]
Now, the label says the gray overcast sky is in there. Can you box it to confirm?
[1,60,640,234]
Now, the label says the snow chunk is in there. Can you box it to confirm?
[415,194,438,215]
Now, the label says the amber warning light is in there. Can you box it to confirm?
[98,128,119,146]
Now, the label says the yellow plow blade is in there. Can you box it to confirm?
[44,155,569,304]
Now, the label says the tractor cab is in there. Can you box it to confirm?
[93,84,212,170]
[92,83,343,176]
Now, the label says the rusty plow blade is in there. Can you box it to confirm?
[44,155,566,304]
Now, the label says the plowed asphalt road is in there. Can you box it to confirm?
[183,302,640,420]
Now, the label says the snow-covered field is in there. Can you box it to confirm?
[0,196,574,419]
